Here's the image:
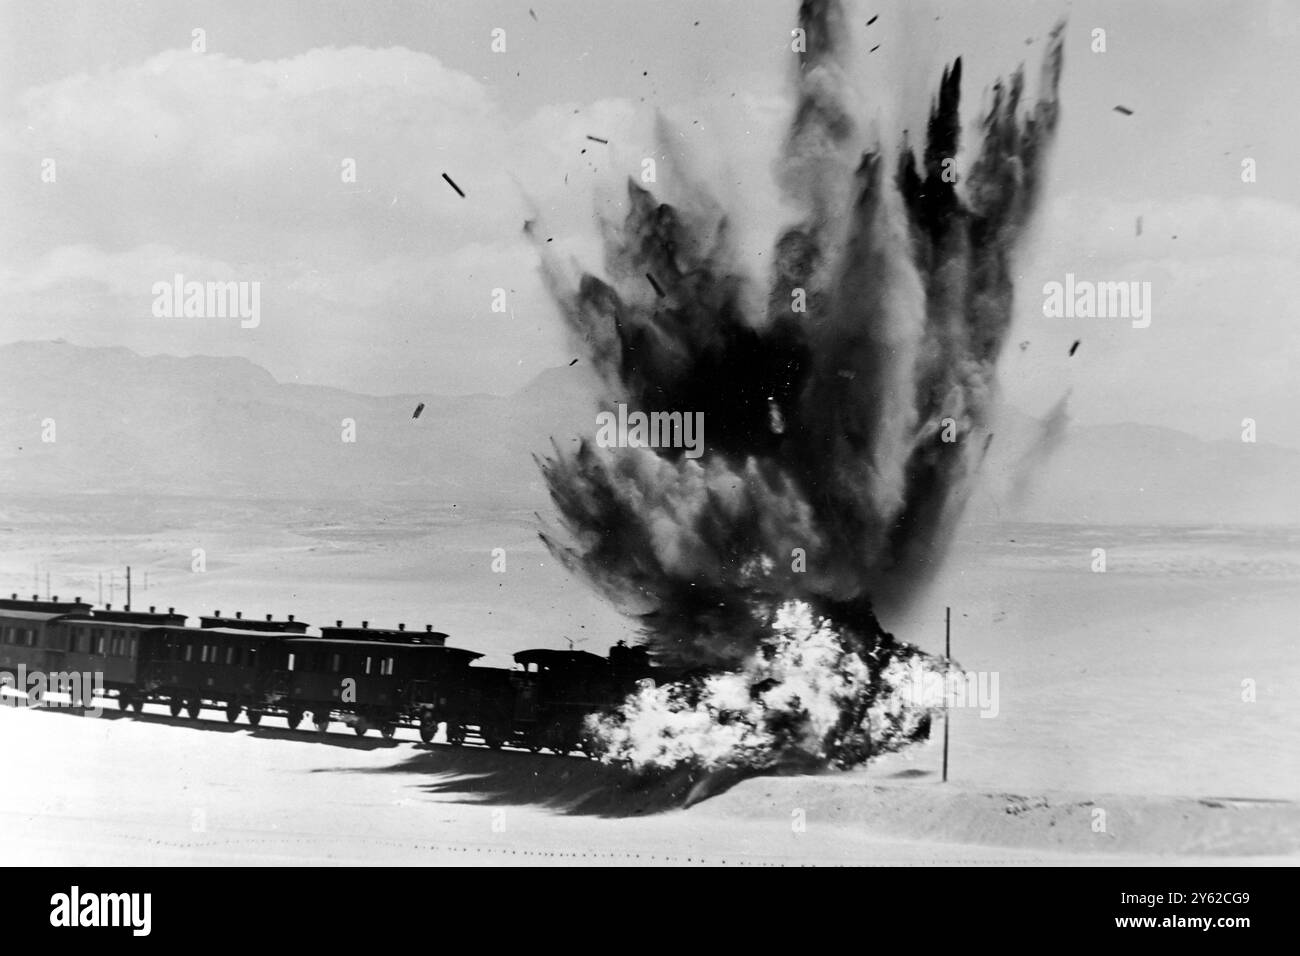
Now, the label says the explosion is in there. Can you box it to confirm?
[534,1,1064,773]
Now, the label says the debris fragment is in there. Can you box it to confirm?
[645,272,665,297]
[441,172,465,197]
[412,402,425,419]
[1069,340,1081,357]
[1136,215,1143,236]
[529,8,537,21]
[867,15,878,25]
[1018,340,1030,352]
[870,44,880,52]
[1113,105,1134,116]
[568,358,579,366]
[586,135,608,144]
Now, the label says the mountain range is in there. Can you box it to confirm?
[1,340,1294,525]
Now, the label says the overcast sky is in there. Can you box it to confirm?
[2,0,1298,448]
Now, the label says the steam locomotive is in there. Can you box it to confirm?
[0,593,663,755]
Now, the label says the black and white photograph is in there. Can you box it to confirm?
[1,0,1296,907]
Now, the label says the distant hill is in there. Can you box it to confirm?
[0,340,598,507]
[1,340,1295,524]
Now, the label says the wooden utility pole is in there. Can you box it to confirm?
[942,606,951,784]
[126,566,132,609]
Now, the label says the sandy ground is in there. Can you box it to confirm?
[2,495,1299,863]
[2,703,1297,866]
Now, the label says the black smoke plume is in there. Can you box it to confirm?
[532,2,1064,769]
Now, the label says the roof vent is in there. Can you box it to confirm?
[149,606,156,613]
[266,614,273,622]
[336,620,343,628]
[398,623,406,631]
[362,620,369,629]
[288,615,295,622]
[235,611,242,619]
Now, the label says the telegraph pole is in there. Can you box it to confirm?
[126,566,132,609]
[942,606,951,784]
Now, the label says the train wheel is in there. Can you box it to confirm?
[286,709,302,730]
[448,724,466,746]
[186,698,202,720]
[353,719,368,737]
[117,694,131,711]
[315,715,330,734]
[225,702,241,723]
[246,710,262,727]
[169,697,183,718]
[131,698,144,714]
[380,723,396,740]
[418,716,436,744]
[484,735,504,750]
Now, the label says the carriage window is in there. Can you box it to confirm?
[130,637,137,657]
[24,629,36,647]
[286,652,295,672]
[381,657,394,676]
[248,647,257,667]
[330,653,341,673]
[364,656,372,675]
[226,645,236,665]
[184,644,193,662]
[94,632,106,655]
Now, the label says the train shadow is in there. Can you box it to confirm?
[340,743,758,818]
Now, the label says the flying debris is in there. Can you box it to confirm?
[1069,340,1081,357]
[1019,340,1030,352]
[529,8,538,21]
[870,44,880,52]
[1113,105,1134,116]
[867,14,878,25]
[568,358,579,366]
[586,135,609,144]
[441,172,465,197]
[1136,215,1143,236]
[412,402,425,419]
[533,0,1067,774]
